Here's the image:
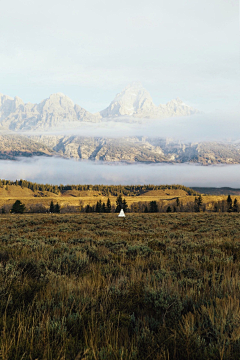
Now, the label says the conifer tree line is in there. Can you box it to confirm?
[0,179,199,196]
[78,195,240,214]
[1,194,240,214]
[85,195,128,213]
[0,179,239,213]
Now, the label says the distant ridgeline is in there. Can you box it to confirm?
[0,179,199,196]
[192,187,240,196]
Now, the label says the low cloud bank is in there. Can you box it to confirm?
[1,157,240,187]
[14,111,240,143]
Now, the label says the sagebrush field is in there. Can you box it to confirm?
[1,213,240,359]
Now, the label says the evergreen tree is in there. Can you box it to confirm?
[116,195,123,212]
[95,201,99,212]
[50,201,55,213]
[95,201,98,212]
[102,202,106,213]
[96,200,102,213]
[198,195,203,207]
[227,195,233,212]
[233,198,238,212]
[150,201,158,213]
[106,198,111,213]
[144,206,148,213]
[176,197,180,207]
[54,203,60,213]
[194,195,203,212]
[115,195,128,212]
[166,206,172,213]
[11,200,25,214]
[122,199,128,212]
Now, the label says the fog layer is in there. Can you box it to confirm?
[19,112,240,143]
[1,157,240,187]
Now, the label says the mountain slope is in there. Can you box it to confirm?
[28,135,240,164]
[0,93,101,131]
[0,133,239,164]
[100,82,199,118]
[0,134,54,159]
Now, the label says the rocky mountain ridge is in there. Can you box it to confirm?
[0,134,239,165]
[0,83,199,131]
[31,136,240,164]
[0,93,101,131]
[0,134,54,159]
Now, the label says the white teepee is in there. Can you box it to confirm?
[118,209,125,217]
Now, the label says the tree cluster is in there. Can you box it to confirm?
[49,201,60,213]
[1,192,239,215]
[84,196,129,213]
[84,198,112,213]
[214,195,239,213]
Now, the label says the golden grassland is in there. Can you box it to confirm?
[0,185,235,210]
[1,213,240,359]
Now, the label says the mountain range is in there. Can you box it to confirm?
[1,134,240,165]
[0,82,199,131]
[5,83,238,166]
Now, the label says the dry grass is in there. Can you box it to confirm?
[1,213,240,359]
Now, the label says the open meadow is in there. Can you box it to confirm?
[0,183,238,213]
[1,212,240,359]
[0,184,196,210]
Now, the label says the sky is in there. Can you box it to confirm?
[0,0,239,113]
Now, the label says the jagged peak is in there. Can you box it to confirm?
[48,92,72,100]
[0,93,14,100]
[14,96,24,103]
[52,92,66,96]
[39,93,75,108]
[166,98,184,105]
[113,82,151,102]
[100,83,199,118]
[124,81,144,90]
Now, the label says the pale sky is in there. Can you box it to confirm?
[0,0,239,113]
